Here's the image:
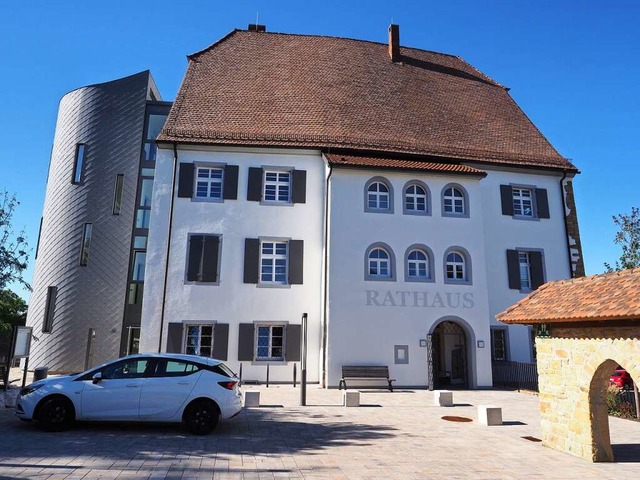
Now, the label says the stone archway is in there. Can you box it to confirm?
[589,359,619,462]
[428,317,475,389]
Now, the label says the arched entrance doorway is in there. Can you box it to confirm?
[428,320,468,389]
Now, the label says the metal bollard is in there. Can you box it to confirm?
[266,363,270,388]
[33,366,49,382]
[238,363,243,386]
[293,363,297,388]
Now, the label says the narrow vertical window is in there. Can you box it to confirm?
[43,286,57,333]
[518,252,532,289]
[491,329,506,361]
[446,252,465,280]
[131,251,146,281]
[113,174,124,215]
[79,223,93,266]
[72,144,86,184]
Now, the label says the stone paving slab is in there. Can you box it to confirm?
[0,385,639,479]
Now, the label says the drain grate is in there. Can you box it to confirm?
[522,436,542,442]
[441,415,473,423]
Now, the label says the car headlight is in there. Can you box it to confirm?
[20,384,44,396]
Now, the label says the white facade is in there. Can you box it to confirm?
[140,146,327,383]
[141,144,574,388]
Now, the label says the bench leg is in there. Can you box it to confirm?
[339,379,346,390]
[388,381,393,392]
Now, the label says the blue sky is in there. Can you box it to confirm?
[1,1,638,299]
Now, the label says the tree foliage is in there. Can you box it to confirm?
[0,191,30,290]
[0,289,27,337]
[605,206,640,272]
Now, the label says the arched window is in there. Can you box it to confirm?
[364,243,396,281]
[403,181,430,215]
[442,184,468,217]
[444,247,472,284]
[364,177,393,213]
[404,245,435,282]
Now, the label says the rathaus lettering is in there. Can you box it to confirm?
[365,290,475,308]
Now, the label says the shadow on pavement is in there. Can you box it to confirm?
[612,444,640,463]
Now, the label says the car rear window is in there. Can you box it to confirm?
[210,362,235,378]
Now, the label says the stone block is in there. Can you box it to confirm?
[433,390,453,407]
[478,405,502,426]
[343,390,360,407]
[244,390,260,407]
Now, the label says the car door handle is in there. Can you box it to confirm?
[177,382,190,385]
[126,384,140,388]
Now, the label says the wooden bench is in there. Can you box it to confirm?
[339,366,395,392]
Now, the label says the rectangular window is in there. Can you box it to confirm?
[491,329,506,361]
[260,241,288,284]
[263,171,291,202]
[43,286,57,333]
[131,251,146,282]
[135,209,150,229]
[127,283,143,304]
[512,187,533,217]
[195,167,223,199]
[113,174,124,215]
[187,235,220,283]
[255,324,285,361]
[185,324,214,357]
[518,252,532,289]
[72,144,86,184]
[79,223,92,266]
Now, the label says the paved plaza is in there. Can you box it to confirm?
[1,384,640,479]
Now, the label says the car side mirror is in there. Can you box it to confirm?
[92,372,103,384]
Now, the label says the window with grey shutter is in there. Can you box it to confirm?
[247,167,263,201]
[212,323,229,360]
[178,163,194,198]
[223,165,239,200]
[166,323,184,353]
[506,249,521,290]
[288,240,304,285]
[286,324,302,361]
[187,235,220,283]
[529,251,545,289]
[535,188,550,219]
[238,323,255,361]
[243,238,260,283]
[500,185,514,216]
[291,170,307,204]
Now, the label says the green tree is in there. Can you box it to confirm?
[605,206,640,272]
[0,289,27,336]
[0,191,30,290]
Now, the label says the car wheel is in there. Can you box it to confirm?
[184,399,219,435]
[38,397,74,432]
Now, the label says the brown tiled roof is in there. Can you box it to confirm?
[159,30,577,172]
[325,153,486,176]
[497,269,640,324]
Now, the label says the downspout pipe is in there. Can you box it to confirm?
[321,161,333,388]
[559,169,574,278]
[157,142,179,352]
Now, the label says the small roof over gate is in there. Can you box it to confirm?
[497,268,640,324]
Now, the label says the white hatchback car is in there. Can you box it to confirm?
[15,353,242,434]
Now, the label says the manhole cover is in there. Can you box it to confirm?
[522,436,542,442]
[441,415,473,422]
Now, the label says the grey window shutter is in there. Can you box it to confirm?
[288,240,304,285]
[212,323,229,360]
[178,163,194,198]
[247,167,263,201]
[238,323,255,361]
[506,249,521,290]
[291,170,307,204]
[187,235,204,281]
[223,165,239,200]
[201,236,220,282]
[500,185,514,216]
[529,251,545,289]
[286,324,302,361]
[243,238,260,284]
[535,188,550,219]
[166,323,184,353]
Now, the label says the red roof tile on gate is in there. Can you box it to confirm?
[496,269,640,324]
[159,30,577,172]
[325,153,486,175]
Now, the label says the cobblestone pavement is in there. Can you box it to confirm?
[1,384,640,479]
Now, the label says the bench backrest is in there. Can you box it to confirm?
[342,365,389,379]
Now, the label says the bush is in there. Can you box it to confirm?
[607,385,636,419]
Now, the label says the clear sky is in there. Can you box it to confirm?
[1,1,638,299]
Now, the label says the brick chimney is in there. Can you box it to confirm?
[248,24,266,32]
[388,24,400,62]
